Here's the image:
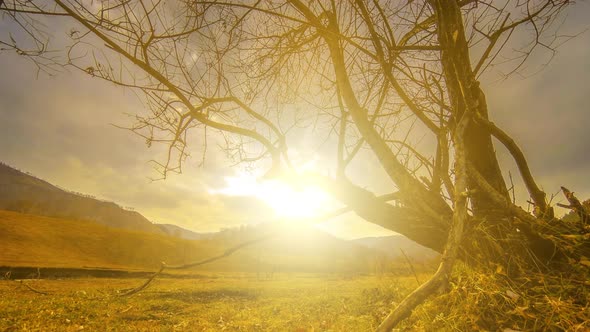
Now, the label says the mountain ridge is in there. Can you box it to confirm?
[0,209,392,273]
[353,235,439,261]
[0,161,436,263]
[0,162,167,235]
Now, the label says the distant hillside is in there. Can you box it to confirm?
[353,235,439,262]
[0,210,217,269]
[211,222,382,273]
[0,162,165,235]
[0,210,388,273]
[157,223,214,240]
[0,162,435,272]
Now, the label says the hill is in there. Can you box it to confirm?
[211,222,382,273]
[0,210,385,273]
[353,235,439,262]
[0,209,221,270]
[0,162,165,235]
[0,162,433,272]
[157,223,214,240]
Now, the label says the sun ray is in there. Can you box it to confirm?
[214,172,331,220]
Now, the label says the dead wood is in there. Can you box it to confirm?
[558,186,589,229]
[399,248,421,286]
[117,233,274,297]
[19,280,51,295]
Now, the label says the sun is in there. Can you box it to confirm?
[215,171,331,220]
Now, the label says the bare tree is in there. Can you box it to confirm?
[2,0,588,330]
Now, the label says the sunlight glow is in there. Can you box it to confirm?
[215,172,331,220]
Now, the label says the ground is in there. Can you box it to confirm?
[0,273,433,332]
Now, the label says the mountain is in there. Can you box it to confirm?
[353,235,439,262]
[0,162,165,235]
[210,222,380,273]
[0,162,433,272]
[0,209,387,273]
[0,209,239,270]
[157,223,215,240]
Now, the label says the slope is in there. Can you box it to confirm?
[353,235,439,262]
[209,222,383,273]
[0,162,164,235]
[0,209,229,270]
[0,210,385,273]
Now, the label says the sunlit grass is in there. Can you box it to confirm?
[0,273,429,331]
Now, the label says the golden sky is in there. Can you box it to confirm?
[0,3,589,239]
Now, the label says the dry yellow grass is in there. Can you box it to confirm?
[0,273,430,331]
[0,210,389,274]
[2,210,587,330]
[0,210,224,270]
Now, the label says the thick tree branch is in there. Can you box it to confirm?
[474,113,551,218]
[317,176,449,252]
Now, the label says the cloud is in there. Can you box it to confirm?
[483,17,590,209]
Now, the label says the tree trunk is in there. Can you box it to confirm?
[312,0,569,273]
[430,0,562,270]
[431,0,510,218]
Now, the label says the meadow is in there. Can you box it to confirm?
[0,273,437,331]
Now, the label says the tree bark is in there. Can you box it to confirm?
[321,178,449,252]
[431,0,510,219]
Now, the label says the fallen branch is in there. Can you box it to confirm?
[19,280,51,295]
[119,196,369,297]
[559,186,588,227]
[117,233,275,297]
[116,264,167,297]
[117,203,361,297]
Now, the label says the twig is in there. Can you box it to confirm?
[19,280,51,295]
[559,186,588,227]
[117,233,275,297]
[399,248,421,286]
[116,264,167,297]
[120,305,134,313]
[508,171,516,204]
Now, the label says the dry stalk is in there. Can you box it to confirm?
[399,248,421,286]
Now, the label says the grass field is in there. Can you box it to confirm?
[0,210,387,274]
[0,210,221,270]
[0,273,435,331]
[0,210,449,331]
